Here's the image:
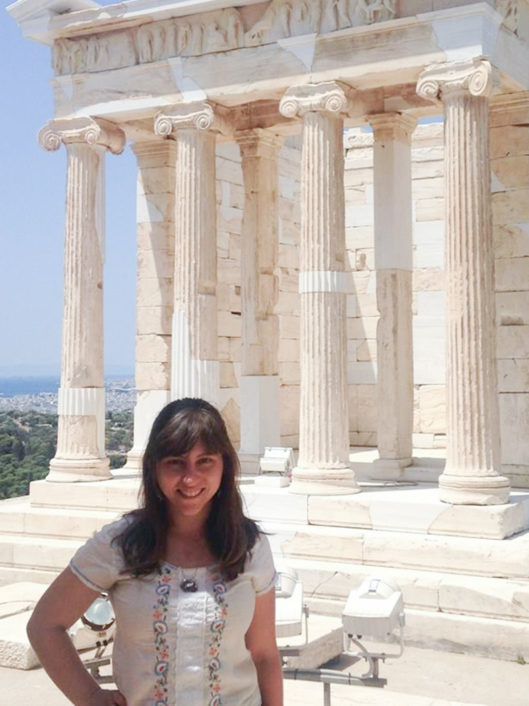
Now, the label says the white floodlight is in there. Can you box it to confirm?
[342,577,404,639]
[259,447,295,474]
[342,577,405,679]
[71,596,116,652]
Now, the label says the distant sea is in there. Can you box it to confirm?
[0,377,60,398]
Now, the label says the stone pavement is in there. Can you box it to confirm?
[1,643,527,706]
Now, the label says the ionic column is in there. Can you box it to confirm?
[370,113,416,476]
[236,130,282,472]
[39,117,125,481]
[417,58,510,504]
[123,140,175,472]
[154,104,222,405]
[280,82,359,495]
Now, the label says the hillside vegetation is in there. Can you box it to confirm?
[0,410,133,499]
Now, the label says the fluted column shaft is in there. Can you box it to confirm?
[418,58,510,504]
[155,104,219,404]
[280,82,358,494]
[124,140,175,472]
[39,118,125,481]
[370,113,416,476]
[237,130,282,466]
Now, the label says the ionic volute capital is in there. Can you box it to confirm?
[39,117,126,154]
[417,57,496,103]
[154,102,232,138]
[279,81,351,120]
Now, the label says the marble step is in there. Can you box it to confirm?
[1,502,529,583]
[242,482,529,540]
[1,523,528,624]
[270,555,529,624]
[0,534,527,660]
[271,555,529,661]
[0,533,83,586]
[28,478,140,512]
[262,520,529,580]
[28,478,529,540]
[0,498,120,539]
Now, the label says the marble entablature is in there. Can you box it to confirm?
[49,0,524,78]
[52,0,397,75]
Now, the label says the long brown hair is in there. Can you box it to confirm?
[114,398,259,580]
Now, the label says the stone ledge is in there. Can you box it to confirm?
[241,481,529,539]
[268,556,529,623]
[0,500,119,539]
[29,478,140,512]
[263,521,529,579]
[307,486,529,539]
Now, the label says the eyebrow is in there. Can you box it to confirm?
[165,450,217,459]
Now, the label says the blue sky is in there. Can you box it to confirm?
[1,3,136,377]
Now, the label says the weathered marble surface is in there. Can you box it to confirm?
[51,1,398,76]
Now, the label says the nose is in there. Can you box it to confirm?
[181,463,198,483]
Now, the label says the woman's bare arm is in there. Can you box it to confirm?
[245,588,283,706]
[27,567,127,706]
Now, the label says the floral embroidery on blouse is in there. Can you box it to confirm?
[208,576,228,705]
[153,566,172,705]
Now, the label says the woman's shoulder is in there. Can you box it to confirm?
[250,531,275,562]
[95,514,134,543]
[70,515,133,591]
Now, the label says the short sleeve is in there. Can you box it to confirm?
[245,533,276,596]
[69,518,127,592]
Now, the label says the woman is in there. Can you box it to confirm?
[27,398,283,706]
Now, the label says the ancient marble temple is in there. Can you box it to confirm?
[8,0,529,504]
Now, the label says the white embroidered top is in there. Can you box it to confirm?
[69,519,276,706]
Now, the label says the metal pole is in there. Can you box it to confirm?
[323,681,331,706]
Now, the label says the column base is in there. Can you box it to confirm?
[289,467,360,495]
[439,471,510,505]
[46,456,111,482]
[372,456,413,479]
[120,447,143,475]
[113,451,142,477]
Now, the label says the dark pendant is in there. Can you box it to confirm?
[180,578,198,592]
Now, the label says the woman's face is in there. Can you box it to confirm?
[155,442,224,524]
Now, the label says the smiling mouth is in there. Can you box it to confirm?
[178,489,204,499]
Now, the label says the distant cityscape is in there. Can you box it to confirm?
[0,377,135,413]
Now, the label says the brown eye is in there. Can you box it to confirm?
[164,457,184,470]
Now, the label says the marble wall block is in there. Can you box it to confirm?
[500,395,529,465]
[492,189,529,224]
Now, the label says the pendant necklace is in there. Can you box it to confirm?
[179,568,199,593]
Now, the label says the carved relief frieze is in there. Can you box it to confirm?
[246,0,396,44]
[53,30,138,76]
[53,7,243,75]
[52,0,396,76]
